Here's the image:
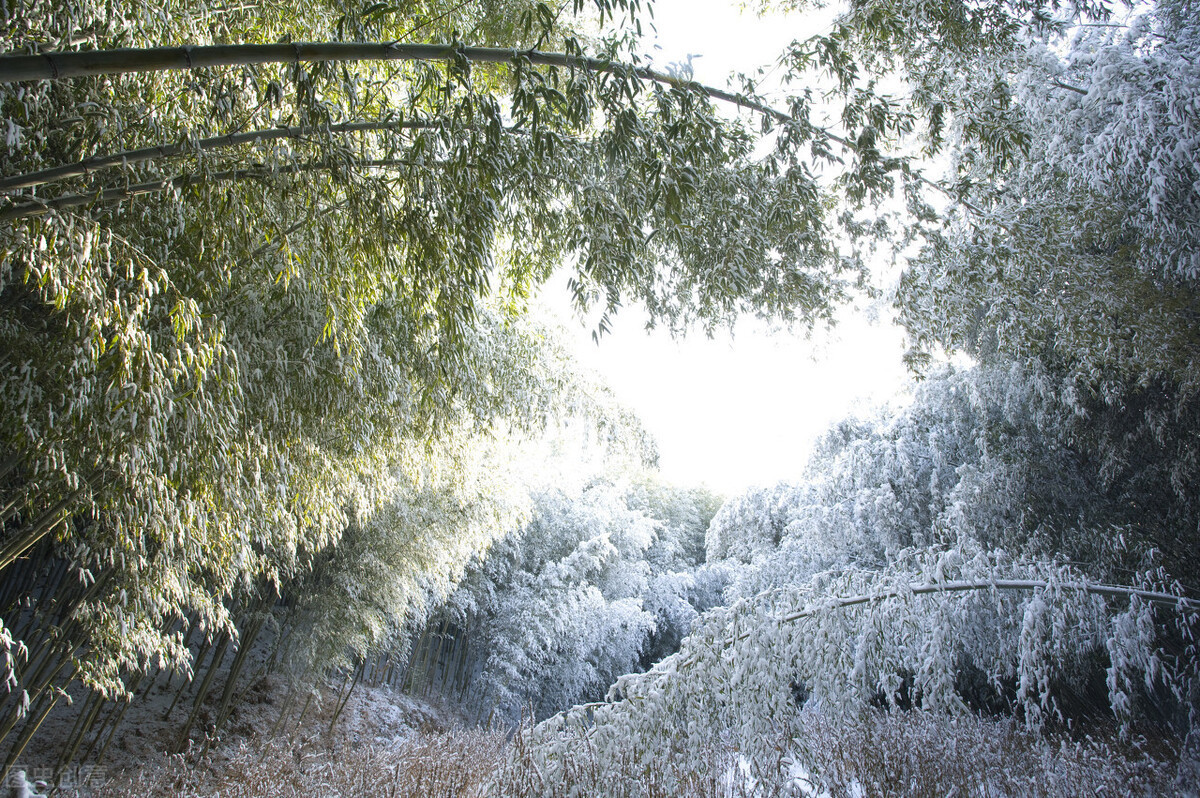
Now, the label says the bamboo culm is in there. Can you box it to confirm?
[0,43,738,106]
[0,120,439,192]
[0,42,844,159]
[0,155,443,222]
[173,632,231,753]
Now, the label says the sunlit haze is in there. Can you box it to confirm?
[545,0,912,497]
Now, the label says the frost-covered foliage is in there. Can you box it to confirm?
[719,360,1196,601]
[0,0,851,733]
[514,0,1200,787]
[517,543,1197,795]
[0,0,791,762]
[704,482,796,564]
[1023,10,1200,284]
[0,285,596,696]
[438,476,724,721]
[258,320,662,685]
[459,483,657,719]
[760,0,1200,582]
[5,0,1200,784]
[510,357,1200,792]
[897,0,1200,396]
[270,428,536,680]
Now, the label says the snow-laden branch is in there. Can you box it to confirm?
[671,577,1199,670]
[564,576,1198,709]
[776,578,1199,623]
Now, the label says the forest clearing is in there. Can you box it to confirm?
[1,0,1199,794]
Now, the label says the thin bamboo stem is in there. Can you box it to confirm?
[0,545,44,618]
[0,449,25,484]
[0,121,436,191]
[0,488,84,573]
[0,488,32,530]
[454,634,472,700]
[421,620,448,697]
[1,690,62,784]
[164,633,213,721]
[91,687,140,768]
[211,600,270,738]
[440,631,461,700]
[0,648,75,784]
[266,680,298,740]
[291,690,315,739]
[54,688,103,777]
[327,660,362,735]
[173,632,230,752]
[401,625,430,694]
[1,158,423,222]
[78,673,142,769]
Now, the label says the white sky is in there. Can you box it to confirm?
[544,0,913,496]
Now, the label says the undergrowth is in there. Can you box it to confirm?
[75,728,507,798]
[789,708,1179,797]
[60,707,1186,797]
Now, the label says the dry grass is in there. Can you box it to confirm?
[499,727,745,798]
[70,726,506,798]
[494,708,1182,797]
[789,708,1180,798]
[56,706,1184,797]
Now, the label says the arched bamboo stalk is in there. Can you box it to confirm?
[0,43,736,104]
[0,121,438,191]
[0,36,997,249]
[676,578,1200,670]
[0,158,426,223]
[562,577,1200,716]
[0,42,856,160]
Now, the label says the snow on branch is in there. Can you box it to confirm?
[523,544,1199,791]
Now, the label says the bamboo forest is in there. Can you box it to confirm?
[1,0,1199,794]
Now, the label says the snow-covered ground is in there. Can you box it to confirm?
[3,671,465,796]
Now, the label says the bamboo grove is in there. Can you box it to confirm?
[3,0,1200,788]
[0,0,769,778]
